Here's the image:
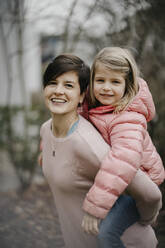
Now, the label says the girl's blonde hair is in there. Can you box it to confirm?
[90,47,139,112]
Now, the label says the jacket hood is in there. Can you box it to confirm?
[88,78,155,122]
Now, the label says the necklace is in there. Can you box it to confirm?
[51,117,79,157]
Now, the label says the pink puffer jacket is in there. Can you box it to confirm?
[82,78,165,219]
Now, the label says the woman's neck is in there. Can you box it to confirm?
[51,112,79,138]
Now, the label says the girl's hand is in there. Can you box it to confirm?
[82,213,100,235]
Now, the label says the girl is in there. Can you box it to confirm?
[81,47,165,248]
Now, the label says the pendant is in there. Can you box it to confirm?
[52,150,55,157]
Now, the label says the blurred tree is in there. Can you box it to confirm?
[0,0,42,191]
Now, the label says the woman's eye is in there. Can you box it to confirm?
[49,81,57,86]
[65,83,73,88]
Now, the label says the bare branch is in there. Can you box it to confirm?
[61,0,79,52]
[69,0,101,52]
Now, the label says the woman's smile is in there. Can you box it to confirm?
[50,97,67,104]
[44,71,84,116]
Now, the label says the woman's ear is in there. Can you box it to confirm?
[79,92,85,104]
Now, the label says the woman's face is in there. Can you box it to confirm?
[44,71,84,117]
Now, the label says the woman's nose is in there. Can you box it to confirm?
[54,84,64,94]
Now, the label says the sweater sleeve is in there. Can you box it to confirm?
[83,114,145,219]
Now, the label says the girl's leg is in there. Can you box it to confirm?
[127,169,162,225]
[98,195,139,248]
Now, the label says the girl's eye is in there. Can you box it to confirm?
[112,80,120,84]
[96,79,104,83]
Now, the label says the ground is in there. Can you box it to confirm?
[0,184,65,248]
[0,183,165,248]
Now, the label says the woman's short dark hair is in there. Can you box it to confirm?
[43,54,90,94]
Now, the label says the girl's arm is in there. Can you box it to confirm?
[83,114,145,219]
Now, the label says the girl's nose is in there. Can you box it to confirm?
[103,81,111,91]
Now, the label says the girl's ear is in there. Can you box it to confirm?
[79,92,85,104]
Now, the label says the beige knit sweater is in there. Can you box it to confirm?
[40,115,157,248]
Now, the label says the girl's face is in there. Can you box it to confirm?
[93,63,126,106]
[44,71,84,116]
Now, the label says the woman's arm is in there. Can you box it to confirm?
[121,222,158,248]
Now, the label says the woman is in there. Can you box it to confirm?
[40,53,158,248]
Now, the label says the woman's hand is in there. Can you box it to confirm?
[38,152,43,166]
[82,213,100,235]
[38,140,43,166]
